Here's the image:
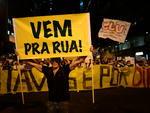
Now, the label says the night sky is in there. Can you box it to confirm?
[0,0,150,54]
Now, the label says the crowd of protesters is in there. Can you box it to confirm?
[0,50,150,72]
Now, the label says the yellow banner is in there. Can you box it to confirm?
[13,13,91,59]
[0,65,150,94]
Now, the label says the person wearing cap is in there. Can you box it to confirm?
[26,56,86,113]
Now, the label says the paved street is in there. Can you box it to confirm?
[0,88,150,113]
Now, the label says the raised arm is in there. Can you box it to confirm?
[27,61,42,72]
[69,56,86,70]
[69,45,93,70]
[15,50,43,72]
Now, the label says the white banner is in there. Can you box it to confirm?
[98,18,131,43]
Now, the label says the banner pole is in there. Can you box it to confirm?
[0,66,2,91]
[91,56,95,103]
[17,56,25,104]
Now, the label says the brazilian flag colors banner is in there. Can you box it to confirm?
[13,13,91,59]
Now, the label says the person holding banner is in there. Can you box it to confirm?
[26,56,86,113]
[118,60,129,86]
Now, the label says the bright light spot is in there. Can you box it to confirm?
[135,52,143,56]
[80,1,83,6]
[7,30,10,35]
[134,21,137,25]
[50,7,52,11]
[146,54,149,60]
[8,19,11,24]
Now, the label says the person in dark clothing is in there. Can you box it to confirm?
[27,57,86,113]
